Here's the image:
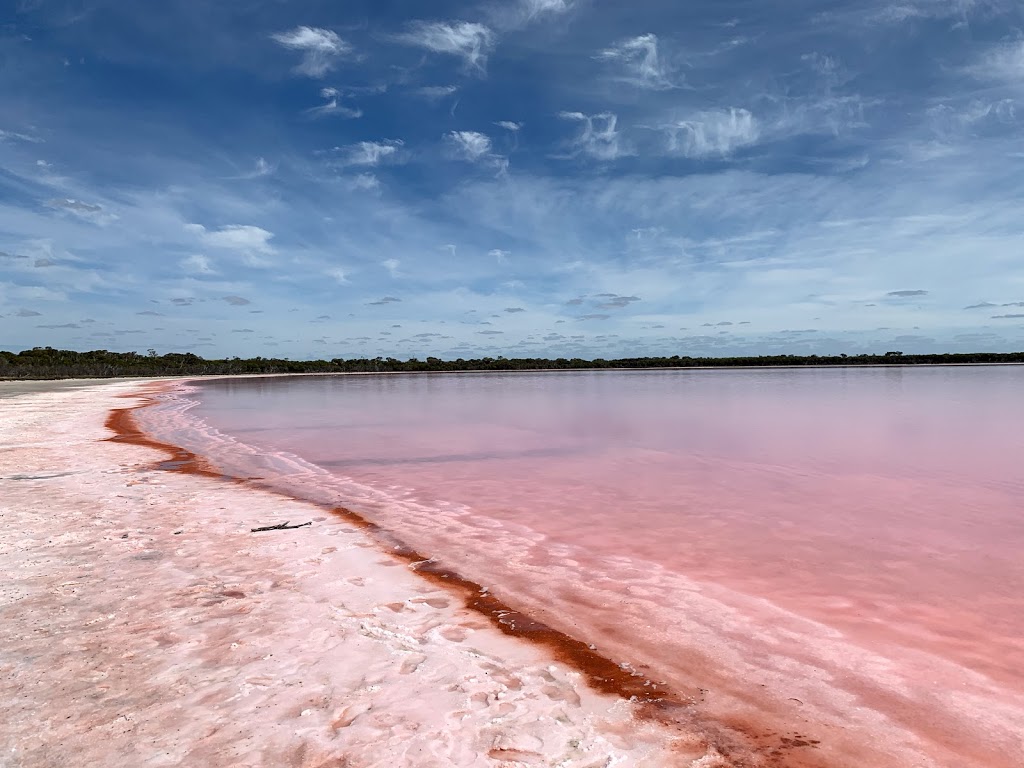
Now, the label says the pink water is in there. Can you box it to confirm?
[139,367,1024,766]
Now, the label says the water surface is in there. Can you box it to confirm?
[139,367,1024,767]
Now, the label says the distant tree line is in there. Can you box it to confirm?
[1,346,1022,381]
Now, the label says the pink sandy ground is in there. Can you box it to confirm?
[0,381,693,768]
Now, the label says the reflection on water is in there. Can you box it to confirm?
[143,367,1024,767]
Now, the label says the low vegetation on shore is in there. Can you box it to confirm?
[2,346,1022,380]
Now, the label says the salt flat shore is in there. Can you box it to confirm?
[0,381,687,768]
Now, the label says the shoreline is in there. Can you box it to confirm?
[111,382,809,766]
[0,380,688,767]
[105,386,686,707]
[2,357,1023,387]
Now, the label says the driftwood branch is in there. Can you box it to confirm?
[250,520,312,533]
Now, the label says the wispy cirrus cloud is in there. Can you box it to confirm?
[271,26,354,78]
[557,112,629,160]
[966,39,1024,85]
[926,99,1016,143]
[305,87,362,119]
[413,85,459,101]
[488,0,573,31]
[598,34,677,90]
[448,131,493,161]
[447,131,508,174]
[336,139,405,167]
[0,128,43,143]
[396,21,495,73]
[46,198,100,213]
[664,109,760,158]
[521,0,572,19]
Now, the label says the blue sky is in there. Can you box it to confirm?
[2,0,1023,359]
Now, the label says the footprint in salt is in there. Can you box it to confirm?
[399,654,427,674]
[412,596,450,609]
[485,730,547,765]
[439,626,469,643]
[331,700,372,730]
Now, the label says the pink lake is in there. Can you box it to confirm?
[138,367,1024,767]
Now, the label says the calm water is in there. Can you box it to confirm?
[140,367,1024,767]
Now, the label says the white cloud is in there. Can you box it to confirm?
[46,198,102,214]
[348,173,381,192]
[968,40,1024,84]
[802,52,846,83]
[327,267,349,284]
[557,112,629,160]
[341,140,404,166]
[45,197,118,225]
[665,108,760,158]
[413,85,459,100]
[447,131,509,174]
[869,0,989,25]
[188,224,275,256]
[926,99,1015,140]
[180,254,214,275]
[306,87,362,119]
[489,248,511,263]
[521,0,572,19]
[448,131,492,160]
[0,129,43,143]
[759,52,871,139]
[271,26,353,78]
[495,120,522,131]
[489,0,572,30]
[598,34,676,90]
[382,258,401,277]
[396,21,495,73]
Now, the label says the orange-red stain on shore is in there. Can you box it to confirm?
[104,383,831,768]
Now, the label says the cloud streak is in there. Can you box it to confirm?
[396,21,495,73]
[665,109,760,158]
[557,112,629,160]
[447,131,508,173]
[598,34,677,89]
[306,88,362,119]
[271,26,354,78]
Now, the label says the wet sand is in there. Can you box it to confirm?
[0,381,684,767]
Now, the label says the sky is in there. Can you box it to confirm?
[2,0,1024,360]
